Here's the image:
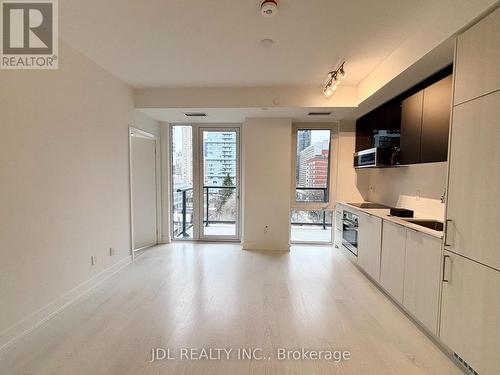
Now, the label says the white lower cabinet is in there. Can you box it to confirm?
[335,207,343,231]
[403,230,442,335]
[440,250,500,375]
[353,210,443,339]
[334,208,343,249]
[334,228,342,249]
[380,221,406,303]
[357,212,382,281]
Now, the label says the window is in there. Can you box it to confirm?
[291,127,334,244]
[295,129,331,202]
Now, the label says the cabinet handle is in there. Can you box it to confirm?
[444,219,453,247]
[442,255,451,282]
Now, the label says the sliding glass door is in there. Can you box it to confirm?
[170,125,240,241]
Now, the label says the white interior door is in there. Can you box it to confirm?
[198,127,240,241]
[130,129,158,250]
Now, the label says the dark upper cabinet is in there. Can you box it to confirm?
[354,68,452,166]
[400,91,424,164]
[385,101,403,130]
[355,100,402,152]
[355,114,374,152]
[420,75,452,163]
[399,75,452,164]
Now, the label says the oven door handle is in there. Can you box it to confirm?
[343,220,358,228]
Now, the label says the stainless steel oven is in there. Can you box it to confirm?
[342,210,358,256]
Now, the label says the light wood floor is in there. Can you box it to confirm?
[0,243,463,375]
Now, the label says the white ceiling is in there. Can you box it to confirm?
[139,107,354,123]
[60,0,437,88]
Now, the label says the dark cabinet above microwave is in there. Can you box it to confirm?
[355,100,401,152]
[400,75,452,164]
[355,66,452,166]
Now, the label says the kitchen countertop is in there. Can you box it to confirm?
[337,202,444,239]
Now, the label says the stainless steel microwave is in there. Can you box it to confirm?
[354,147,400,169]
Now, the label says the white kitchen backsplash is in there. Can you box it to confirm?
[396,195,445,220]
[356,162,447,220]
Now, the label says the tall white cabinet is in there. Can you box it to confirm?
[453,7,500,105]
[446,90,500,270]
[440,251,500,375]
[440,7,500,375]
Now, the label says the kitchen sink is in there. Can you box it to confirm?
[403,219,444,231]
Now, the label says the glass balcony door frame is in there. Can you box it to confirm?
[197,126,241,242]
[169,123,241,242]
[290,123,337,245]
[169,124,196,241]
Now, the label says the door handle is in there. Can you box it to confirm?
[442,255,451,282]
[444,219,453,247]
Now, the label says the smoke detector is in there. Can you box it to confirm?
[261,0,279,17]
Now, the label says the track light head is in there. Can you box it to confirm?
[322,61,346,98]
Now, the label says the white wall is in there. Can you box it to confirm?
[356,163,447,219]
[0,41,159,346]
[335,120,364,203]
[133,110,160,136]
[242,118,292,251]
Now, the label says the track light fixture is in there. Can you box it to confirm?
[323,61,346,98]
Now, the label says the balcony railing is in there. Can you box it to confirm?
[295,187,328,202]
[173,185,237,238]
[203,186,237,227]
[173,187,194,238]
[173,186,331,238]
[291,210,332,229]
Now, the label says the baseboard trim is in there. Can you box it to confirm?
[242,241,290,252]
[0,255,132,352]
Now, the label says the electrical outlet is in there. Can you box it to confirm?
[109,247,115,256]
[91,256,97,266]
[264,225,269,234]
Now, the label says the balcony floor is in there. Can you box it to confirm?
[203,223,237,236]
[174,224,333,242]
[174,223,237,239]
[291,225,332,243]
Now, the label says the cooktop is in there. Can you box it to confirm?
[347,202,391,209]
